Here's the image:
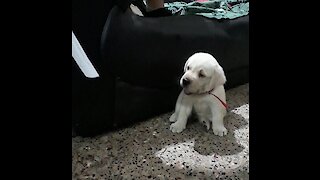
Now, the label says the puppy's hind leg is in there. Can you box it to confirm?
[194,103,211,130]
[198,115,211,131]
[169,113,177,122]
[169,91,184,123]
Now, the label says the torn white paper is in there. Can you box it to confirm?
[72,31,99,78]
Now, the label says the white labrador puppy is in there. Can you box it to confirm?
[169,52,228,136]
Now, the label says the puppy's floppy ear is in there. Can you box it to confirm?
[183,59,190,72]
[214,64,226,86]
[210,64,226,89]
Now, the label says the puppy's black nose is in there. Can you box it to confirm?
[182,78,190,86]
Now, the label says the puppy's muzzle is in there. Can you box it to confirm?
[182,78,191,87]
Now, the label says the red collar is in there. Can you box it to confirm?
[184,88,228,109]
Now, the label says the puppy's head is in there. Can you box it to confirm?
[180,52,226,94]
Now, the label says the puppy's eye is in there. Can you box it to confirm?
[187,66,190,70]
[199,72,205,78]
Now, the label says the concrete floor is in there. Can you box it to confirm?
[72,83,249,179]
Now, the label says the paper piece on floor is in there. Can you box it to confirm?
[72,31,99,78]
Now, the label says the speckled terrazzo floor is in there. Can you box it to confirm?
[72,83,249,180]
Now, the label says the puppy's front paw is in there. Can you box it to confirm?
[212,126,228,136]
[170,122,185,133]
[169,113,176,122]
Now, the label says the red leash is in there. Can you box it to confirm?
[209,92,228,109]
[185,88,228,109]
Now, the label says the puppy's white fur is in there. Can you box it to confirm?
[169,52,227,136]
